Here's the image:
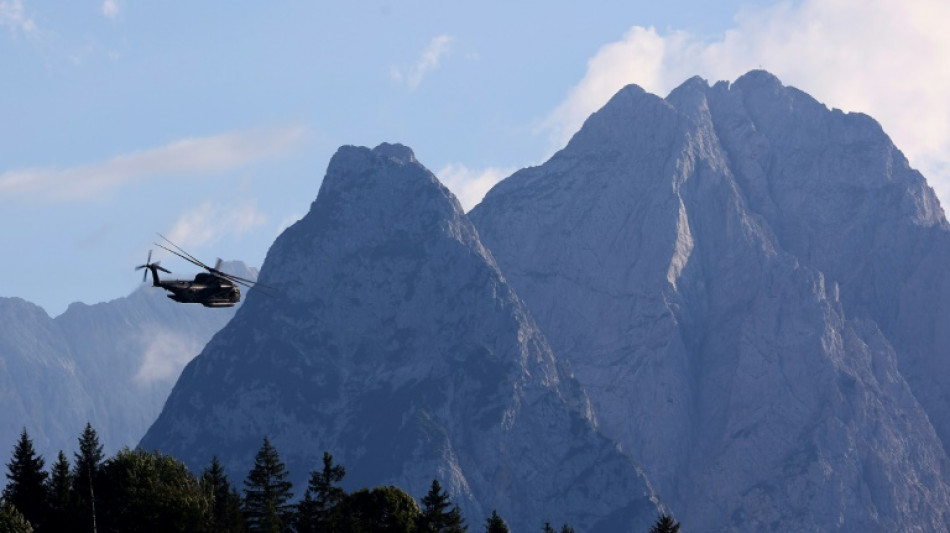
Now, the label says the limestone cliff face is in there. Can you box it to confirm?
[470,71,950,531]
[141,143,659,533]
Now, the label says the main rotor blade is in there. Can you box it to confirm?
[229,277,256,289]
[213,269,277,291]
[236,278,277,298]
[156,234,212,271]
[154,242,211,272]
[219,271,265,286]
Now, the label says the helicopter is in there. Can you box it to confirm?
[136,235,263,308]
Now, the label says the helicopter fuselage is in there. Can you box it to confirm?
[147,268,241,307]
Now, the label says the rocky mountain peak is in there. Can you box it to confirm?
[142,143,659,532]
[731,68,784,92]
[471,70,950,531]
[318,143,444,209]
[567,83,677,156]
[372,141,417,164]
[262,143,481,303]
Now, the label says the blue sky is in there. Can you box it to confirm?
[2,0,948,316]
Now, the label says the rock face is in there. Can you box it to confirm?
[470,71,950,531]
[0,262,254,461]
[140,144,660,532]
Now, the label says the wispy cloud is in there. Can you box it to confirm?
[0,0,36,35]
[165,200,268,250]
[101,0,119,20]
[134,328,202,385]
[538,26,681,148]
[391,34,454,90]
[539,0,950,204]
[0,125,306,202]
[438,163,514,212]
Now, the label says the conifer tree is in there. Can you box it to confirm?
[72,422,104,533]
[417,479,466,533]
[0,502,33,533]
[482,510,509,533]
[296,451,346,533]
[243,437,294,533]
[648,514,680,533]
[559,525,575,533]
[3,429,48,529]
[203,456,246,533]
[542,522,556,533]
[46,451,74,532]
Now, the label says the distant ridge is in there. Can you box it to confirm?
[0,261,254,461]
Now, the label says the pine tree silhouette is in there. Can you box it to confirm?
[297,451,346,533]
[417,479,466,533]
[45,451,73,532]
[243,437,294,532]
[203,455,246,532]
[483,509,509,533]
[648,513,680,533]
[3,429,47,529]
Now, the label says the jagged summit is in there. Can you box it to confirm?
[566,83,675,156]
[665,74,709,98]
[262,143,477,301]
[731,68,783,90]
[371,141,417,164]
[141,143,659,532]
[322,143,422,186]
[471,70,950,531]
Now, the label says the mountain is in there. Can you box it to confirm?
[469,71,950,531]
[140,143,660,532]
[0,261,254,461]
[0,297,92,461]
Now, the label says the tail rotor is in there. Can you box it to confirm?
[135,250,171,284]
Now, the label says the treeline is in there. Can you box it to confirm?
[1,424,680,533]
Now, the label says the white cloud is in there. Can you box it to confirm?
[541,0,950,205]
[538,26,685,147]
[0,125,305,201]
[0,0,36,35]
[101,0,119,20]
[134,328,201,385]
[438,163,515,212]
[165,200,268,250]
[391,34,454,90]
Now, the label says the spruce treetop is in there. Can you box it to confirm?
[3,429,48,528]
